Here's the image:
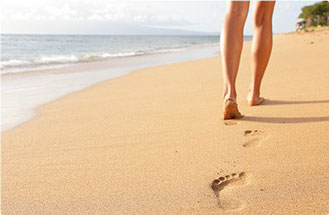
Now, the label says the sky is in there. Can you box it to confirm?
[0,0,317,35]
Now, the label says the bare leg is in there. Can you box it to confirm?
[221,1,250,119]
[248,1,275,106]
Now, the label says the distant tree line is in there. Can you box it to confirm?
[297,1,329,30]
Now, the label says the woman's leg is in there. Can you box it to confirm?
[248,1,275,106]
[221,1,250,119]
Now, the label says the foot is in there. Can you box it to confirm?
[223,98,244,120]
[247,95,265,106]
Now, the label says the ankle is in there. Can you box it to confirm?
[248,87,260,98]
[223,93,237,102]
[223,87,237,101]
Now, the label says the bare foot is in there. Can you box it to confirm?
[223,98,244,120]
[247,96,265,106]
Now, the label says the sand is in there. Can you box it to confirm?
[2,28,328,215]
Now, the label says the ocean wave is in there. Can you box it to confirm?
[1,59,33,68]
[1,43,218,73]
[1,53,126,69]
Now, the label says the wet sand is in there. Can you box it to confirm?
[2,28,328,215]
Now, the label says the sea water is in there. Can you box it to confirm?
[1,34,222,73]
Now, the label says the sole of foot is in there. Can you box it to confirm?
[223,99,244,120]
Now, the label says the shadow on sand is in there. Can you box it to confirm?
[242,116,329,124]
[262,99,329,106]
[239,99,329,123]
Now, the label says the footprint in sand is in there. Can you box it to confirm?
[211,172,249,211]
[224,121,238,126]
[243,130,268,148]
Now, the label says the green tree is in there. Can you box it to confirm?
[298,1,329,27]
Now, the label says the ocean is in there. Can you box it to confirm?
[1,34,221,73]
[1,34,252,131]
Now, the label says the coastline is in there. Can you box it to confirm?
[2,29,328,215]
[2,44,221,132]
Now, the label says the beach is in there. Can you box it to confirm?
[2,27,328,215]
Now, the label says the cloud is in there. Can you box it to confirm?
[2,1,193,26]
[9,11,35,20]
[1,0,311,35]
[1,1,224,34]
[277,2,292,11]
[44,5,78,17]
[78,2,193,26]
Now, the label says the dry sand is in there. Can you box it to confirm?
[2,28,328,215]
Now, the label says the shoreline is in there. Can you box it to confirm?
[3,55,220,133]
[2,44,220,132]
[2,29,328,215]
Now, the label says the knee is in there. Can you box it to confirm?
[227,2,249,21]
[253,12,272,28]
[253,3,275,27]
